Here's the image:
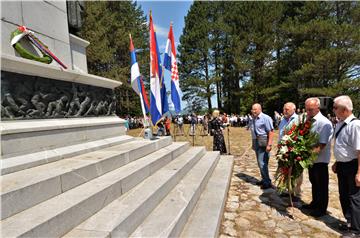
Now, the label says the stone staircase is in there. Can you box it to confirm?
[1,118,233,238]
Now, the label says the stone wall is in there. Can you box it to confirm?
[1,1,72,68]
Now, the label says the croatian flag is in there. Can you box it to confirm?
[164,23,182,113]
[149,14,162,125]
[129,34,150,117]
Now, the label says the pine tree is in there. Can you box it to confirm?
[80,1,148,116]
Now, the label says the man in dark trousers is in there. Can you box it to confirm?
[302,97,333,218]
[332,95,360,238]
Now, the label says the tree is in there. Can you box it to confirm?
[80,1,149,116]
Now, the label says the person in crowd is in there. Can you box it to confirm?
[274,111,281,129]
[249,103,274,189]
[165,116,171,136]
[331,95,360,237]
[177,115,184,135]
[190,113,197,136]
[302,97,333,217]
[157,118,165,136]
[202,113,209,135]
[209,110,227,154]
[277,102,302,200]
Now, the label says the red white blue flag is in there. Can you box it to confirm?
[164,23,181,113]
[149,14,162,125]
[129,34,150,117]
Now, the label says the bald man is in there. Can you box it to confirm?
[249,103,274,189]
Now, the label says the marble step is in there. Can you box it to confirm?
[0,140,188,237]
[180,155,234,238]
[1,135,135,175]
[63,146,206,238]
[1,136,173,220]
[130,151,220,238]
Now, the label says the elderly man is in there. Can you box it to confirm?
[249,103,274,189]
[302,97,333,217]
[331,95,360,238]
[278,102,302,199]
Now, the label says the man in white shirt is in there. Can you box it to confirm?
[302,97,333,218]
[332,95,360,238]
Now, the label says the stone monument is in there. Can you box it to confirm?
[1,0,125,161]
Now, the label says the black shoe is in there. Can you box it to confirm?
[291,196,300,202]
[280,192,290,197]
[255,181,263,186]
[341,231,360,238]
[310,210,327,218]
[339,223,351,231]
[302,203,315,209]
[260,184,272,189]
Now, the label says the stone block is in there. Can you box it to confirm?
[1,176,62,220]
[1,21,22,56]
[53,39,72,68]
[44,0,67,13]
[1,1,23,25]
[70,34,89,73]
[22,1,70,43]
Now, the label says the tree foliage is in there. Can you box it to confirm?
[179,1,360,115]
[80,1,148,116]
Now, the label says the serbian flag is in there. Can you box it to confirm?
[129,34,150,117]
[164,23,181,113]
[149,14,162,125]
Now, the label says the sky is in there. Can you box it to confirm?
[135,1,213,112]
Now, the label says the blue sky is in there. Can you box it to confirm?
[136,1,198,111]
[137,1,193,52]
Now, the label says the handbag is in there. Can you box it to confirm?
[256,136,268,147]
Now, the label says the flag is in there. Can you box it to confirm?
[149,14,162,125]
[164,23,182,113]
[129,34,150,117]
[154,32,169,115]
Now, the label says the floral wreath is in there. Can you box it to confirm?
[10,26,52,64]
[275,115,319,213]
[10,26,67,69]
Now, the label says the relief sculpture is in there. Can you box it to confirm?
[1,71,117,120]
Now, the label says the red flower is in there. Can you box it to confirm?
[281,167,289,175]
[293,136,298,141]
[296,156,302,161]
[288,147,293,152]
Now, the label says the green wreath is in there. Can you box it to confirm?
[10,28,52,64]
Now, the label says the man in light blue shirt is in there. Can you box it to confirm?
[302,97,333,218]
[250,103,274,189]
[278,102,302,198]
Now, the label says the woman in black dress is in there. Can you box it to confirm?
[209,110,227,154]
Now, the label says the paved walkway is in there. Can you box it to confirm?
[220,142,345,238]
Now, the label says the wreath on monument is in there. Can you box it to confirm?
[10,26,67,69]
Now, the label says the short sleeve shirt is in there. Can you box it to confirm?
[311,112,334,163]
[278,113,299,142]
[250,112,274,139]
[334,114,360,162]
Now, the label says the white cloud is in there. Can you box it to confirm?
[154,24,168,38]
